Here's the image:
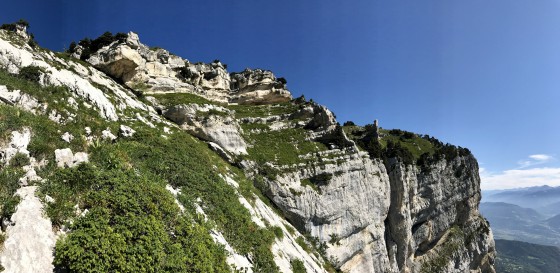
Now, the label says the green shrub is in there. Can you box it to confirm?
[72,32,128,60]
[343,121,355,126]
[329,234,341,246]
[84,130,279,272]
[1,195,20,220]
[296,237,311,253]
[271,226,284,239]
[9,152,30,168]
[290,259,307,273]
[18,66,43,82]
[0,167,24,222]
[0,19,29,32]
[384,140,414,165]
[49,160,229,273]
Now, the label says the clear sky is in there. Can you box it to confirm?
[2,0,560,189]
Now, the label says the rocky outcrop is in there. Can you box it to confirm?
[0,186,57,273]
[163,103,247,155]
[82,32,292,104]
[230,69,292,104]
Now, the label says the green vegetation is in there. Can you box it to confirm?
[0,61,281,271]
[8,152,30,168]
[344,123,471,168]
[18,66,43,82]
[329,234,341,246]
[0,19,38,48]
[296,236,311,253]
[420,226,464,273]
[35,124,280,272]
[0,105,66,160]
[229,102,299,119]
[0,19,29,32]
[495,239,560,273]
[300,179,319,192]
[49,162,229,273]
[176,66,197,81]
[0,167,23,223]
[149,92,217,107]
[271,226,284,239]
[70,31,128,60]
[290,259,307,273]
[244,128,328,166]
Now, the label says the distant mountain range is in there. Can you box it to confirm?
[482,185,560,217]
[480,202,560,247]
[482,186,560,272]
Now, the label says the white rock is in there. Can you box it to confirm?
[0,86,42,113]
[119,124,136,137]
[73,152,89,166]
[1,128,31,165]
[101,128,117,141]
[54,148,88,168]
[0,186,56,273]
[61,132,74,143]
[54,148,73,168]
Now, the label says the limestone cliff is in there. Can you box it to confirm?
[0,23,494,273]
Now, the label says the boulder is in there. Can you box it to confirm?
[54,148,88,168]
[164,104,247,155]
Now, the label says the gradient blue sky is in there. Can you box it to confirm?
[2,0,560,189]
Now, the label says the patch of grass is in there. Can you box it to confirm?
[0,167,23,224]
[300,179,319,193]
[229,102,299,118]
[244,128,327,166]
[271,226,284,240]
[379,129,435,159]
[239,122,270,132]
[285,225,296,235]
[0,105,64,160]
[150,92,218,107]
[296,236,311,253]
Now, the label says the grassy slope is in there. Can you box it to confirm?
[0,57,283,272]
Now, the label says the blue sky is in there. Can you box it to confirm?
[2,0,560,189]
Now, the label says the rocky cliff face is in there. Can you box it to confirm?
[0,24,494,273]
